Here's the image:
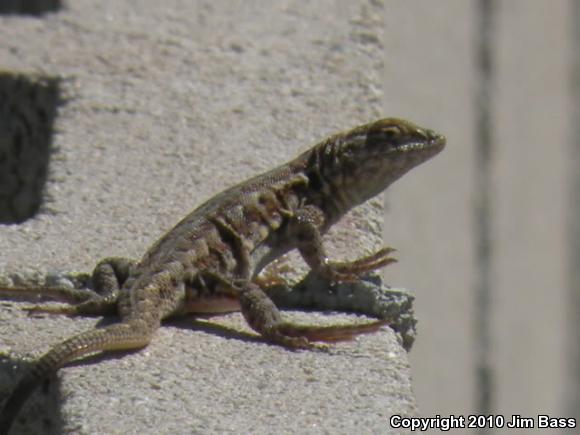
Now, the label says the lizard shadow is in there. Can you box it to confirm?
[166,315,264,344]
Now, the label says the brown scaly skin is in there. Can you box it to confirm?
[0,118,445,433]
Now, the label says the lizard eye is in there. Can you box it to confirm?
[366,121,405,149]
[381,126,402,140]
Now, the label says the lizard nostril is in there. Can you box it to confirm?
[425,129,444,142]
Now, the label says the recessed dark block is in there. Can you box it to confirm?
[0,73,61,223]
[0,0,62,16]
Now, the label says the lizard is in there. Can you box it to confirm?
[0,117,445,433]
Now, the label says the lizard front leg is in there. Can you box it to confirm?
[289,205,397,282]
[239,282,387,348]
[24,257,135,317]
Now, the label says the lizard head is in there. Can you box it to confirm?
[360,117,445,171]
[310,118,446,210]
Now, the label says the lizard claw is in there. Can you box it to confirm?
[321,247,398,283]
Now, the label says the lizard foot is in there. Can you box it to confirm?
[239,282,389,349]
[277,318,389,343]
[24,296,117,317]
[322,247,398,283]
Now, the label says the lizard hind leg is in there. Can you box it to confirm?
[25,257,136,317]
[239,283,387,349]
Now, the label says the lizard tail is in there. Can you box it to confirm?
[0,320,156,434]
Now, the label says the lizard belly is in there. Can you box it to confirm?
[183,293,241,314]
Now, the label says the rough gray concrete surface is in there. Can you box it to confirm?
[0,1,417,434]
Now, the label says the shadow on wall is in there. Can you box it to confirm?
[0,73,62,224]
[0,0,62,16]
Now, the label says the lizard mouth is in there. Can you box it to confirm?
[393,133,446,155]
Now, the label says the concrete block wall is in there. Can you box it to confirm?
[0,1,416,434]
